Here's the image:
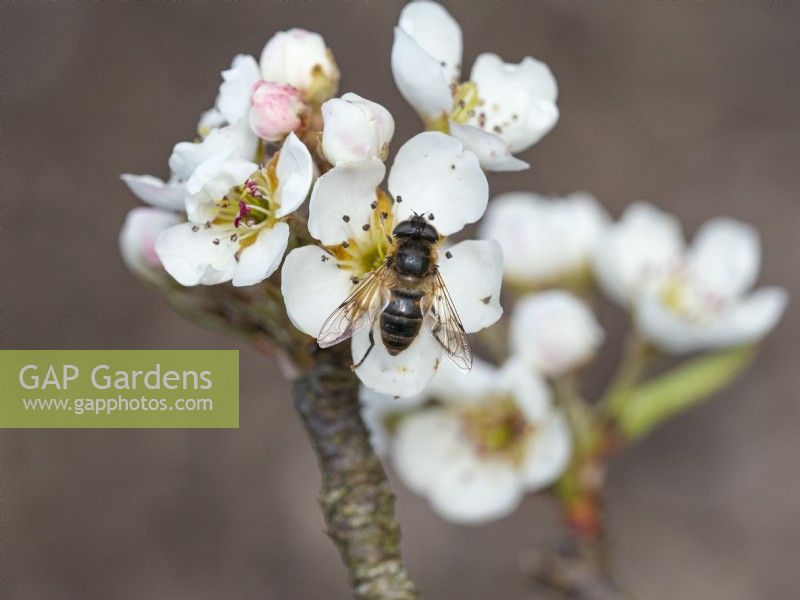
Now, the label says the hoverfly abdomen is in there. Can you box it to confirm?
[381,288,424,356]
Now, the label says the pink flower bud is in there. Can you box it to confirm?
[248,81,308,142]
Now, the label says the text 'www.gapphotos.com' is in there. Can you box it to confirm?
[21,395,214,416]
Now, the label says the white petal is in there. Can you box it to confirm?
[426,355,499,404]
[688,217,760,300]
[592,202,685,305]
[392,409,471,495]
[216,54,262,125]
[520,411,572,489]
[308,158,385,246]
[703,287,789,347]
[169,120,258,182]
[388,132,488,236]
[636,286,788,354]
[447,122,529,172]
[155,222,237,286]
[428,458,523,524]
[321,97,374,166]
[321,93,395,165]
[185,157,258,224]
[120,174,186,211]
[281,245,355,338]
[510,291,604,376]
[497,357,552,424]
[259,29,338,94]
[342,93,395,155]
[437,239,503,333]
[391,27,452,119]
[480,191,609,284]
[274,132,314,217]
[353,324,442,397]
[119,207,181,275]
[232,222,290,287]
[469,53,559,152]
[359,386,425,457]
[397,0,462,84]
[197,107,226,138]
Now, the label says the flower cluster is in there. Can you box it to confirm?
[120,1,787,534]
[365,190,786,524]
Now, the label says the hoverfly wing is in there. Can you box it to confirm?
[317,264,391,348]
[424,270,473,372]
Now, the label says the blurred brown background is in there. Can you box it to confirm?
[2,2,799,599]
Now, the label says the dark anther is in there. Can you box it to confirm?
[191,225,199,232]
[212,239,220,245]
[342,215,350,222]
[445,251,452,259]
[342,241,350,248]
[362,224,371,231]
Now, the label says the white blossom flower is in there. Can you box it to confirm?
[359,386,425,456]
[155,133,313,287]
[592,202,685,306]
[119,207,181,277]
[391,1,558,171]
[634,218,788,353]
[480,191,609,287]
[249,81,309,142]
[321,93,395,166]
[120,109,238,211]
[390,357,571,524]
[511,291,604,376]
[169,118,259,183]
[260,28,340,105]
[281,132,502,397]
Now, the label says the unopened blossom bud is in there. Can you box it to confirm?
[511,290,604,376]
[259,29,340,105]
[249,81,309,142]
[120,207,180,277]
[321,93,395,166]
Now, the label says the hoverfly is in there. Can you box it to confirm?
[317,214,472,372]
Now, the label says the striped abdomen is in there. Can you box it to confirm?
[380,288,424,356]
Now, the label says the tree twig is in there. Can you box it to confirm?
[294,345,421,600]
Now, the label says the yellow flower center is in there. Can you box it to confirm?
[195,157,282,258]
[460,395,531,464]
[425,81,483,134]
[329,190,396,279]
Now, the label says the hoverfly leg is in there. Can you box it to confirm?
[352,327,376,369]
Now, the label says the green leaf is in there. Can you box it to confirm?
[618,345,756,439]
